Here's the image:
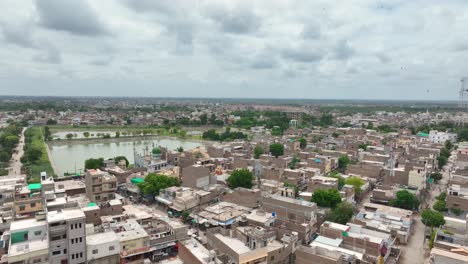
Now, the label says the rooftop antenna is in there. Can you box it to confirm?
[459,77,468,109]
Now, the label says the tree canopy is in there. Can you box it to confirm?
[338,155,351,172]
[269,143,284,158]
[226,169,254,189]
[326,202,354,225]
[299,138,307,149]
[85,158,104,170]
[389,190,420,211]
[345,177,365,196]
[421,209,445,228]
[138,173,180,196]
[311,189,342,208]
[254,146,264,159]
[114,156,129,167]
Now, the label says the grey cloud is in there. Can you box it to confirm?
[35,0,109,36]
[251,56,276,69]
[89,56,113,66]
[207,6,260,34]
[0,21,36,48]
[33,44,62,64]
[376,53,391,64]
[302,22,321,39]
[333,40,355,60]
[282,48,323,63]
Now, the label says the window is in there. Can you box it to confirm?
[72,255,75,259]
[79,223,82,228]
[31,202,36,207]
[92,249,98,254]
[63,249,67,254]
[109,246,115,251]
[52,250,60,255]
[34,231,42,236]
[19,205,25,211]
[80,252,83,258]
[80,237,83,242]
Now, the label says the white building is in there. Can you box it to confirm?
[86,231,120,264]
[8,218,49,264]
[429,130,457,144]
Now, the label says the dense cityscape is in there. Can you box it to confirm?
[0,97,467,264]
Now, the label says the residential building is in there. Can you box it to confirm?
[86,232,120,264]
[7,218,49,264]
[47,209,87,264]
[85,169,117,204]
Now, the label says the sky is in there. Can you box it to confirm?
[1,0,468,100]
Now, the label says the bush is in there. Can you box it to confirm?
[451,208,463,216]
[433,200,447,212]
[254,146,264,159]
[85,158,104,170]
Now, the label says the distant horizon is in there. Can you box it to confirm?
[0,94,460,104]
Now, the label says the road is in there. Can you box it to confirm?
[8,127,26,176]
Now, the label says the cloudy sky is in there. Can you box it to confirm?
[1,0,468,100]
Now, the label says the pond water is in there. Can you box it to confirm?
[49,138,201,176]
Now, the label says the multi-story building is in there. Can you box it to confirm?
[85,169,117,204]
[47,209,87,264]
[13,183,43,219]
[7,217,49,264]
[429,130,457,144]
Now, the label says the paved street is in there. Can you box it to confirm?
[8,127,26,176]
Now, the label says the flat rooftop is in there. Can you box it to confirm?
[47,209,85,223]
[215,233,251,254]
[10,218,47,231]
[86,231,118,245]
[8,238,48,257]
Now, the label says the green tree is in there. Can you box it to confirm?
[114,156,129,167]
[25,147,42,163]
[209,113,217,125]
[338,155,351,172]
[226,169,254,189]
[366,122,374,129]
[299,138,307,149]
[181,211,190,222]
[269,143,284,158]
[179,130,187,138]
[311,189,342,208]
[440,148,450,158]
[457,129,468,142]
[436,192,447,201]
[84,158,104,170]
[177,146,184,153]
[431,172,443,183]
[199,114,208,125]
[444,140,453,151]
[138,173,180,196]
[43,126,52,141]
[328,171,345,189]
[326,202,354,224]
[345,177,365,196]
[66,133,74,140]
[433,200,447,212]
[254,146,264,159]
[46,119,57,125]
[438,156,448,168]
[0,151,10,162]
[2,135,19,148]
[358,143,369,150]
[421,209,445,229]
[389,190,420,210]
[288,155,300,169]
[83,132,90,138]
[115,131,120,138]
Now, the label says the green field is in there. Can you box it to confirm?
[24,127,54,183]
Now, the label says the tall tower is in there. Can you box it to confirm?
[459,77,468,108]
